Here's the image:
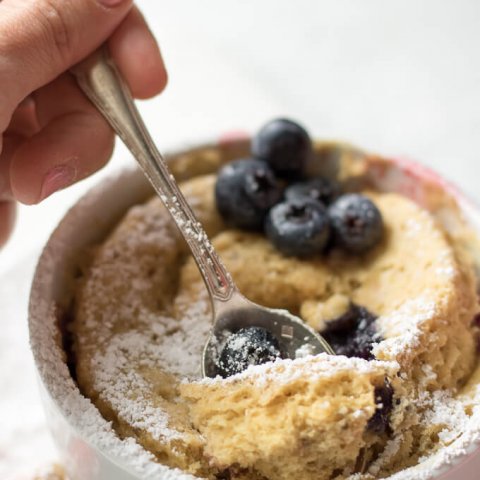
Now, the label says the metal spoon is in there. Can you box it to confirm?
[71,47,334,378]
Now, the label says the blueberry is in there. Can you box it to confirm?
[216,327,282,378]
[321,303,382,360]
[215,159,282,230]
[265,198,330,257]
[328,194,384,253]
[252,118,312,178]
[367,379,394,435]
[285,177,340,206]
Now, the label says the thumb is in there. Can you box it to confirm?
[0,0,133,125]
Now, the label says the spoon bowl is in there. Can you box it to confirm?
[71,46,334,378]
[203,291,334,377]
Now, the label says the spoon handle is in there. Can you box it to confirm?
[71,47,235,303]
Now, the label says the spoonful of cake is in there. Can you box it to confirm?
[71,47,334,378]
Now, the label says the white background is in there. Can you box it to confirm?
[1,0,480,477]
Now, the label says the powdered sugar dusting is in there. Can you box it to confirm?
[295,342,316,358]
[422,391,471,445]
[375,398,480,480]
[29,168,202,480]
[195,353,398,388]
[373,297,438,359]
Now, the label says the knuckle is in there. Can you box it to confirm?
[38,1,75,63]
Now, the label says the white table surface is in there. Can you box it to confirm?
[2,1,480,478]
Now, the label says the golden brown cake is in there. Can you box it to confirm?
[70,141,480,479]
[181,356,401,480]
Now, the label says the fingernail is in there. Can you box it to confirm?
[98,0,128,7]
[40,165,76,201]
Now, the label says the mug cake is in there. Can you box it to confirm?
[31,119,480,480]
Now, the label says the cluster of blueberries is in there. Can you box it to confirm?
[215,118,384,256]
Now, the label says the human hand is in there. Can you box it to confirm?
[0,0,167,247]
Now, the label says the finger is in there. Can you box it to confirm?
[0,201,16,248]
[109,6,167,99]
[0,0,134,124]
[10,74,114,204]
